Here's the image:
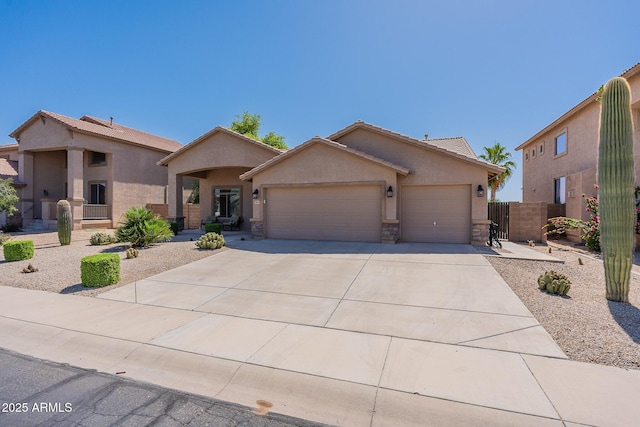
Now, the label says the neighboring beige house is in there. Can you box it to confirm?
[0,144,22,227]
[163,120,503,243]
[9,110,183,229]
[516,62,640,222]
[158,126,283,231]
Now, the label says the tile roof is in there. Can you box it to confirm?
[10,111,182,153]
[0,158,19,181]
[424,136,478,160]
[327,121,503,174]
[158,126,283,166]
[240,136,411,180]
[517,62,640,151]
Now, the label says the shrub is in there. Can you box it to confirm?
[204,223,222,234]
[0,231,10,245]
[3,240,34,262]
[89,232,117,246]
[543,190,600,252]
[125,247,139,259]
[81,253,120,287]
[115,207,173,248]
[196,232,226,250]
[1,223,21,233]
[22,263,38,273]
[537,270,571,296]
[169,222,180,236]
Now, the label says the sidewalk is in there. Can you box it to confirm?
[0,241,639,426]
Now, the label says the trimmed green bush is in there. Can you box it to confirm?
[3,240,34,262]
[81,253,120,287]
[204,223,222,234]
[169,222,180,236]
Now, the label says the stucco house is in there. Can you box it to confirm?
[516,63,640,222]
[0,143,22,227]
[163,120,503,244]
[9,110,183,230]
[158,126,284,231]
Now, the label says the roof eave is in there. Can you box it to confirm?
[517,62,640,151]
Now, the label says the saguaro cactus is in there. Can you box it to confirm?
[57,199,72,245]
[598,77,634,302]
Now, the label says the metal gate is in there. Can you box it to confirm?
[488,202,509,240]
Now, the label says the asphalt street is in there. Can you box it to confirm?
[0,347,326,427]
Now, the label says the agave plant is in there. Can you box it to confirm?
[115,207,173,248]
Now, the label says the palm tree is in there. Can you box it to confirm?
[479,143,516,202]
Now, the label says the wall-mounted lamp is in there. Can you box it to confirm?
[43,189,49,196]
[387,186,393,198]
[252,189,259,199]
[476,185,485,198]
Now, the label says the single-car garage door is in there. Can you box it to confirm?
[266,186,382,242]
[402,185,471,243]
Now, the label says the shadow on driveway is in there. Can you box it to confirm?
[226,238,479,256]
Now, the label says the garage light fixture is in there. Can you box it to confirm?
[477,185,485,198]
[252,189,259,199]
[387,186,393,198]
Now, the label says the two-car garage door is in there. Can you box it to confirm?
[265,186,382,242]
[401,185,471,243]
[264,184,471,243]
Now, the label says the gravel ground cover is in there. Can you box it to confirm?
[0,229,229,297]
[487,240,640,371]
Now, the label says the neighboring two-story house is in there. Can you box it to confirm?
[516,62,640,222]
[9,110,183,230]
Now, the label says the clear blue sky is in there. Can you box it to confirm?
[1,0,638,202]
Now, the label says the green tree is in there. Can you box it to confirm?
[229,111,288,149]
[479,143,516,202]
[0,178,19,217]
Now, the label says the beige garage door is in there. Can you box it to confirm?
[266,186,382,242]
[402,185,471,243]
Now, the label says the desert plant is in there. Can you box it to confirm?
[125,247,139,259]
[81,253,120,287]
[57,199,72,245]
[169,222,180,236]
[3,240,34,262]
[598,77,635,302]
[89,232,117,246]
[115,207,173,248]
[537,270,571,296]
[195,232,226,250]
[204,223,222,234]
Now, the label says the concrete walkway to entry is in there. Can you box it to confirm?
[1,239,639,426]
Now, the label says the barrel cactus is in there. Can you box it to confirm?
[537,270,571,296]
[57,200,72,245]
[195,232,226,250]
[598,77,634,302]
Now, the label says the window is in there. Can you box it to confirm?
[532,147,536,158]
[539,142,544,154]
[525,151,529,161]
[555,133,567,155]
[554,177,566,204]
[214,188,240,218]
[89,182,106,204]
[89,151,107,166]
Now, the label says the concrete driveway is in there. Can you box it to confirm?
[2,239,639,426]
